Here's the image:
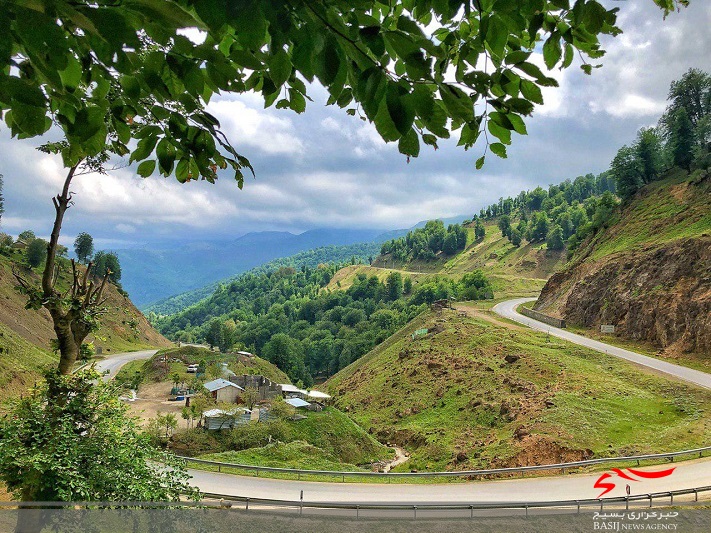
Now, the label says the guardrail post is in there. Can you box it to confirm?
[637,459,640,466]
[648,494,653,508]
[694,489,698,502]
[245,498,249,511]
[525,505,528,518]
[342,474,345,483]
[669,492,673,505]
[470,505,474,518]
[599,499,603,511]
[576,501,580,514]
[356,505,359,520]
[625,496,629,510]
[298,473,301,481]
[413,506,417,520]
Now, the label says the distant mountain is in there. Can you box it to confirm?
[119,228,402,308]
[143,240,386,315]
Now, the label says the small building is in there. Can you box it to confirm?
[285,397,311,409]
[203,378,244,403]
[236,350,255,358]
[279,383,305,399]
[306,390,332,402]
[11,239,28,250]
[203,408,251,430]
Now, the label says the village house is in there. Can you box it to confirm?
[203,378,244,403]
[203,408,251,430]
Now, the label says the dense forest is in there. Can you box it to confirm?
[380,220,468,262]
[145,241,384,315]
[153,264,492,386]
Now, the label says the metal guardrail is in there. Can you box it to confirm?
[199,485,711,518]
[178,445,711,480]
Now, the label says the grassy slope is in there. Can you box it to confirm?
[327,223,557,299]
[326,309,710,472]
[200,441,364,471]
[130,345,291,385]
[576,169,711,262]
[194,407,393,468]
[536,170,711,370]
[0,252,171,392]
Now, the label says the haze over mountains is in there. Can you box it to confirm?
[119,227,398,308]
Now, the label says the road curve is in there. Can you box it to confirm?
[492,298,711,391]
[92,349,158,381]
[188,457,711,503]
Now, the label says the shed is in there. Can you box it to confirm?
[306,390,331,401]
[203,408,251,430]
[285,397,310,409]
[203,378,244,403]
[279,383,307,399]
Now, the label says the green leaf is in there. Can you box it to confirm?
[489,142,507,158]
[488,120,511,144]
[386,86,415,136]
[59,56,82,91]
[398,128,420,157]
[440,84,474,122]
[374,98,400,142]
[136,160,156,177]
[475,155,485,170]
[520,79,544,105]
[130,134,158,163]
[485,15,508,59]
[175,159,190,183]
[543,33,562,69]
[507,113,528,135]
[269,49,292,88]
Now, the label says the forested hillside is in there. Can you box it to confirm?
[153,263,493,386]
[144,241,383,315]
[0,244,171,393]
[536,69,711,366]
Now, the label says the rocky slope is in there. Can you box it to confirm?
[535,171,711,358]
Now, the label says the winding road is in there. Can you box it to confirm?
[188,458,711,503]
[492,298,711,391]
[93,309,711,505]
[93,349,158,380]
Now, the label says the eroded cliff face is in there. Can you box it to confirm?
[536,236,710,355]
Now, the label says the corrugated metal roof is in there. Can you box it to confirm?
[285,398,310,408]
[306,390,331,399]
[204,408,251,418]
[279,383,300,393]
[203,378,244,392]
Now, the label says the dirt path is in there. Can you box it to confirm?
[382,445,410,473]
[453,303,526,331]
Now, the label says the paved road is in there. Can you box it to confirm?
[188,457,711,503]
[493,298,711,391]
[93,349,158,381]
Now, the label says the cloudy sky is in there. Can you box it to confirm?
[1,1,710,250]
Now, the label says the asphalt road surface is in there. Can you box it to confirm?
[92,349,158,381]
[492,298,711,391]
[188,457,711,503]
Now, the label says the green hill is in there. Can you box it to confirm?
[0,250,171,393]
[536,170,711,370]
[325,308,711,472]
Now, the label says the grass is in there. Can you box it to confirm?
[580,170,711,262]
[325,309,711,473]
[199,441,365,472]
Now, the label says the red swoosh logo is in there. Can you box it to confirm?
[594,473,616,497]
[593,467,676,497]
[626,467,675,479]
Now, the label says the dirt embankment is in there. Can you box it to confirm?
[536,235,711,356]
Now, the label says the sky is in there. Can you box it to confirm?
[1,1,710,250]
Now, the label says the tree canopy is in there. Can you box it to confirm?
[0,0,689,176]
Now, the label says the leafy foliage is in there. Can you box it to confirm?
[73,232,94,264]
[0,368,198,502]
[380,220,467,262]
[0,0,681,168]
[611,69,710,201]
[25,238,47,268]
